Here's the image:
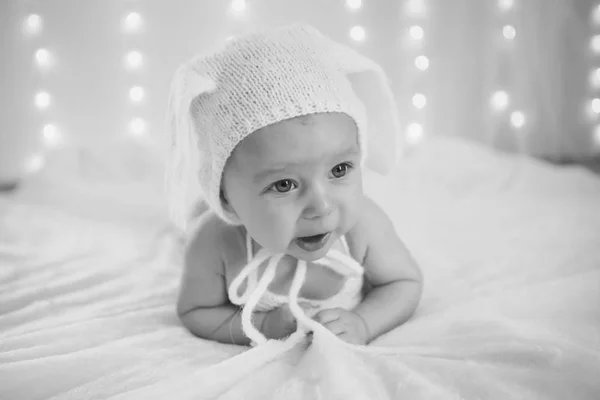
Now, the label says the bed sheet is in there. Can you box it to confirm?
[1,138,599,399]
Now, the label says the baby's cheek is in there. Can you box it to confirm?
[260,205,299,251]
[342,186,363,224]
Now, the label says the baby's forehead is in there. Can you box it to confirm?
[230,112,360,168]
[292,114,319,127]
[248,112,357,148]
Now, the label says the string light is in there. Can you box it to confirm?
[498,0,514,12]
[592,98,600,114]
[502,25,516,40]
[27,12,58,171]
[405,2,428,147]
[230,0,246,13]
[592,5,600,25]
[43,124,62,148]
[412,93,426,109]
[125,50,143,69]
[129,86,145,102]
[121,9,149,142]
[590,35,600,54]
[35,92,51,109]
[35,49,52,68]
[415,55,429,71]
[406,123,424,145]
[585,99,600,119]
[510,111,526,128]
[349,26,366,42]
[25,153,45,174]
[130,118,146,136]
[409,25,424,41]
[124,12,143,32]
[25,14,42,35]
[589,68,600,88]
[405,0,426,17]
[345,0,362,11]
[491,90,509,111]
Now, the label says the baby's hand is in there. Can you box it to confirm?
[261,304,297,339]
[313,308,369,345]
[261,303,317,340]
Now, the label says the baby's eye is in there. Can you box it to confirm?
[331,163,352,178]
[269,179,297,193]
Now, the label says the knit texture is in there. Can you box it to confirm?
[166,24,400,232]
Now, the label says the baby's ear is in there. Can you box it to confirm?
[219,189,240,219]
[321,31,402,175]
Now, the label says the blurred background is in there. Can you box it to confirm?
[1,0,599,187]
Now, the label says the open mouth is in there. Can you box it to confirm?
[295,232,331,252]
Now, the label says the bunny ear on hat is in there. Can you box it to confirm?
[319,30,402,175]
[165,60,217,233]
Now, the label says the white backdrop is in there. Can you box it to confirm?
[1,0,598,184]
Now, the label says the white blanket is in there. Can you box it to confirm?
[1,138,599,399]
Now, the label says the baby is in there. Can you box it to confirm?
[167,24,422,346]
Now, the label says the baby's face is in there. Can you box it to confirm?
[222,112,364,261]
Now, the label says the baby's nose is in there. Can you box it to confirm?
[303,185,334,220]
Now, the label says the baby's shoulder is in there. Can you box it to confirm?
[346,195,394,261]
[358,194,394,229]
[185,212,246,273]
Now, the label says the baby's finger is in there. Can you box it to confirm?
[337,331,360,345]
[278,305,297,323]
[298,301,317,311]
[322,319,346,335]
[314,308,341,324]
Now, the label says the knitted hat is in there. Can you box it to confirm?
[166,23,401,232]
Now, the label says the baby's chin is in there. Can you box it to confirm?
[287,248,329,263]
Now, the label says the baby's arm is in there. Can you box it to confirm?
[351,197,423,342]
[177,215,296,345]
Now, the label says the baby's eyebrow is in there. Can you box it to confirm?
[253,166,288,183]
[253,145,360,183]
